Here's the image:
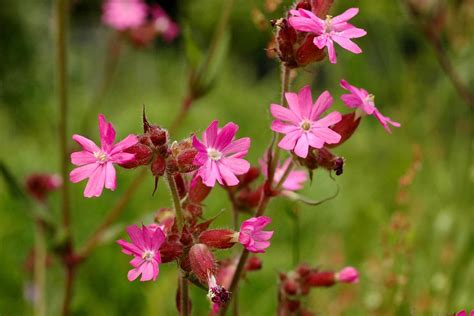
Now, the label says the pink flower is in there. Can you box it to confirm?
[260,158,307,191]
[270,85,342,158]
[340,80,401,133]
[207,273,231,314]
[289,8,367,63]
[192,120,251,187]
[102,0,147,31]
[151,5,180,42]
[456,311,474,316]
[238,216,273,253]
[70,114,137,198]
[336,266,359,283]
[116,224,165,282]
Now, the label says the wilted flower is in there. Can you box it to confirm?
[102,0,147,31]
[116,224,165,282]
[70,114,137,198]
[193,120,251,187]
[340,79,401,133]
[270,86,342,158]
[238,216,273,253]
[207,273,231,314]
[289,8,366,63]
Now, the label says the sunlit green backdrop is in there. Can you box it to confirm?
[1,0,473,315]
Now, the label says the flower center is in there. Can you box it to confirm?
[300,120,312,131]
[142,250,155,261]
[207,148,223,161]
[324,15,333,32]
[94,151,108,163]
[366,94,375,103]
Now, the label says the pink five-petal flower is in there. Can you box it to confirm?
[260,158,307,191]
[238,216,274,253]
[340,79,401,133]
[289,8,367,64]
[192,120,251,187]
[151,5,180,42]
[116,224,165,282]
[270,85,342,158]
[102,0,147,31]
[70,114,137,198]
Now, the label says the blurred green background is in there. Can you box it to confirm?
[0,0,473,315]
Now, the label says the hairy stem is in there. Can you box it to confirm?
[180,272,189,316]
[166,171,184,232]
[77,168,148,258]
[34,220,47,316]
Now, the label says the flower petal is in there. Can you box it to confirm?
[332,35,362,54]
[104,162,116,191]
[203,120,219,147]
[215,122,238,150]
[98,114,116,151]
[84,165,106,198]
[110,134,138,155]
[270,104,300,125]
[294,133,309,158]
[222,137,251,158]
[298,85,313,118]
[71,151,96,166]
[70,163,99,183]
[311,90,333,120]
[72,135,99,153]
[332,8,359,24]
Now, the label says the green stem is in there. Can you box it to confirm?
[165,171,184,232]
[34,220,47,316]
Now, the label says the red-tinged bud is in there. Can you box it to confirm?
[285,299,301,312]
[25,173,62,202]
[235,187,264,210]
[283,278,299,295]
[149,127,168,148]
[120,142,153,169]
[310,0,335,18]
[295,0,311,10]
[188,244,216,283]
[298,147,344,175]
[185,203,203,218]
[296,263,311,278]
[189,176,211,204]
[306,271,336,287]
[274,19,298,68]
[327,112,361,148]
[245,256,262,271]
[199,230,237,249]
[160,240,183,263]
[279,272,287,282]
[151,155,166,177]
[295,34,326,66]
[173,174,187,199]
[128,24,157,48]
[170,138,199,174]
[238,166,261,186]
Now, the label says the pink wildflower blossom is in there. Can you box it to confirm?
[336,266,359,283]
[238,216,273,253]
[288,8,367,63]
[456,311,474,316]
[102,0,147,31]
[70,114,137,198]
[340,80,401,133]
[116,224,165,282]
[260,158,307,191]
[151,5,180,42]
[270,85,342,158]
[192,120,251,187]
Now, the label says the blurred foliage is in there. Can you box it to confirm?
[0,0,473,315]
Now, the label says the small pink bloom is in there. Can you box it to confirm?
[260,158,307,191]
[70,114,137,198]
[340,80,401,133]
[25,173,62,202]
[336,266,359,283]
[193,120,251,187]
[207,273,231,314]
[238,216,273,253]
[151,5,180,42]
[270,85,342,158]
[289,8,367,64]
[116,224,165,282]
[102,0,147,31]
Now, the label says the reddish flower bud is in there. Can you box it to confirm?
[128,24,157,48]
[151,155,166,177]
[185,203,203,218]
[327,112,361,148]
[188,244,216,283]
[173,174,187,199]
[170,138,199,174]
[120,142,153,169]
[149,128,168,148]
[296,263,311,278]
[238,166,261,186]
[306,271,336,287]
[235,186,264,210]
[160,240,183,263]
[25,173,62,202]
[285,299,301,312]
[199,230,237,249]
[188,176,211,204]
[298,147,344,175]
[283,278,299,296]
[245,256,262,271]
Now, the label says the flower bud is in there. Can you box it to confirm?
[335,266,359,284]
[235,187,264,210]
[238,166,261,186]
[120,141,153,169]
[149,127,168,148]
[283,278,299,295]
[327,112,361,148]
[298,147,344,175]
[160,240,183,263]
[306,271,335,287]
[170,138,199,174]
[245,256,262,271]
[188,244,216,283]
[25,173,62,202]
[151,155,166,177]
[199,230,237,249]
[189,176,211,204]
